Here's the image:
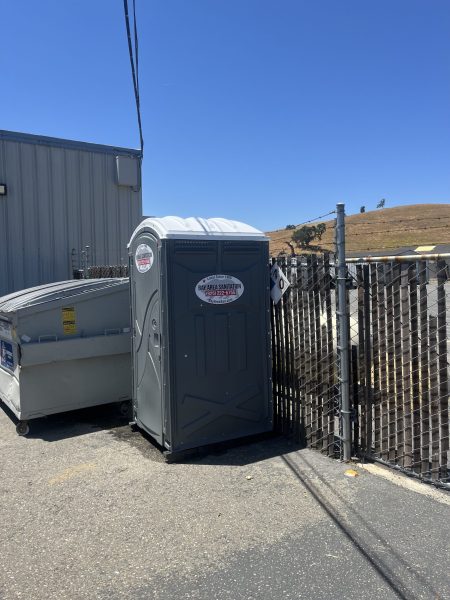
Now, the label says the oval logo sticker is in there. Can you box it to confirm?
[195,274,244,304]
[135,244,154,273]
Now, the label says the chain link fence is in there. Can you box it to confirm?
[271,254,341,456]
[347,258,449,486]
[271,206,450,488]
[84,265,129,278]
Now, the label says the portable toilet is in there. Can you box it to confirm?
[129,217,272,457]
[0,278,131,435]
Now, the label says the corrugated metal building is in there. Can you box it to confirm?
[0,130,142,295]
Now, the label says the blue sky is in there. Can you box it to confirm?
[1,0,449,231]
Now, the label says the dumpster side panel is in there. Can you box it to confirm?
[17,286,130,342]
[0,320,21,417]
[0,364,20,417]
[0,279,132,424]
[18,353,131,419]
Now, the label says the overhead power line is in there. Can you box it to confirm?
[295,210,336,227]
[133,0,139,94]
[123,0,144,157]
[346,216,450,226]
[347,243,450,251]
[313,216,450,231]
[342,223,450,237]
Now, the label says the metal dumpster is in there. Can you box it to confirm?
[0,278,131,435]
[129,216,272,458]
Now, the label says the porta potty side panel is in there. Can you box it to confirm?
[166,239,272,452]
[130,232,163,444]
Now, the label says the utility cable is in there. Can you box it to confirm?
[327,224,449,237]
[133,0,139,94]
[295,210,336,227]
[346,216,450,226]
[342,223,450,237]
[123,0,144,157]
[304,216,450,230]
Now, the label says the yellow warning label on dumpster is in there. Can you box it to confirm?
[62,306,76,335]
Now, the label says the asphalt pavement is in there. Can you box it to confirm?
[0,403,449,600]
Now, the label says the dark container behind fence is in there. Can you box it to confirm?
[128,217,272,456]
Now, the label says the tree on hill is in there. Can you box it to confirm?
[290,223,326,250]
[377,198,386,209]
[360,206,365,213]
[315,223,326,240]
[285,224,296,230]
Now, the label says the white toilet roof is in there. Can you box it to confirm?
[129,216,268,244]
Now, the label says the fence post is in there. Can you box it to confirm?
[336,203,352,461]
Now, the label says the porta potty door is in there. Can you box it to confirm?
[130,232,163,444]
[165,239,272,452]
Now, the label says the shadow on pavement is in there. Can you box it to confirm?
[282,453,442,600]
[0,401,132,442]
[108,424,305,466]
[187,433,305,466]
[1,394,303,466]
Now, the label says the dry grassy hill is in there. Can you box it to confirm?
[267,203,450,256]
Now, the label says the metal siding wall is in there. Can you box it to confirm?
[51,147,68,281]
[0,137,142,295]
[0,140,11,294]
[106,152,119,265]
[118,181,132,265]
[36,146,53,285]
[6,142,25,293]
[79,150,93,266]
[91,152,106,266]
[64,149,81,275]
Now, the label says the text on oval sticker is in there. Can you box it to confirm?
[195,274,244,305]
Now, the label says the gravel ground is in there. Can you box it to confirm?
[0,402,449,600]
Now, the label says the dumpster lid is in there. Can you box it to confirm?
[0,279,128,314]
[129,216,268,244]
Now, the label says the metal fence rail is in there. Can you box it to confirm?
[86,265,129,278]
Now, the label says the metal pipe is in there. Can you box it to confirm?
[346,253,450,263]
[336,203,352,461]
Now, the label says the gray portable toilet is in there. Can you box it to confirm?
[129,216,272,457]
[0,278,131,434]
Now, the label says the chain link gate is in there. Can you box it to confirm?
[271,251,450,488]
[270,254,342,457]
[348,258,449,487]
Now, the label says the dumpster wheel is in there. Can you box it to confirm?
[119,400,131,417]
[16,421,30,436]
